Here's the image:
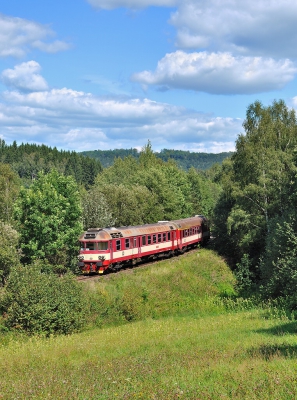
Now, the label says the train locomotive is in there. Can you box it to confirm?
[78,215,210,274]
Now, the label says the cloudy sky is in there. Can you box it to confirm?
[1,0,297,153]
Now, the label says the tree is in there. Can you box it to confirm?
[14,169,82,266]
[187,167,221,219]
[0,163,20,223]
[81,185,115,229]
[2,264,85,335]
[214,100,297,266]
[0,222,20,285]
[99,183,162,226]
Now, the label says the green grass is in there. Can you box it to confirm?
[83,249,237,327]
[1,248,297,399]
[1,311,297,399]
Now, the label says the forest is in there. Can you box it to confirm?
[0,99,297,337]
[80,147,233,170]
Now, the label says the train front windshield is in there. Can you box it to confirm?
[81,241,108,251]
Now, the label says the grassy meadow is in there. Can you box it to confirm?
[1,249,297,399]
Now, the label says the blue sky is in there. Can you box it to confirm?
[1,0,297,153]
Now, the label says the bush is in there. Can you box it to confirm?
[2,264,85,336]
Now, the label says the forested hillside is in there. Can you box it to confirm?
[0,139,102,187]
[80,148,233,170]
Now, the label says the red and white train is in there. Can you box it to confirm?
[78,215,210,274]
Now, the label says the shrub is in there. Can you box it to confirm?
[2,264,85,336]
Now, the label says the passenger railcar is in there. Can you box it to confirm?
[78,215,210,274]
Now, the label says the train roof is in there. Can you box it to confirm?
[171,215,206,229]
[79,215,206,241]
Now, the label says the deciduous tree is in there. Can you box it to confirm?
[14,169,82,266]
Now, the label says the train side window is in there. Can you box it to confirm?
[125,238,130,249]
[142,236,146,245]
[163,233,166,241]
[184,230,188,237]
[148,236,152,244]
[98,242,108,250]
[167,232,171,241]
[116,240,121,251]
[153,234,157,243]
[190,228,192,235]
[158,233,162,242]
[134,238,137,247]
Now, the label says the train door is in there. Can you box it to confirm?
[177,229,182,250]
[131,237,139,256]
[172,230,176,250]
[110,240,113,263]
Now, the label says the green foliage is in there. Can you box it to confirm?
[259,213,297,302]
[99,183,162,226]
[14,169,83,266]
[187,166,221,218]
[92,142,216,225]
[81,185,115,229]
[0,222,20,285]
[214,100,297,267]
[80,146,233,171]
[0,140,102,188]
[0,163,20,223]
[2,264,85,335]
[234,254,255,293]
[83,249,236,327]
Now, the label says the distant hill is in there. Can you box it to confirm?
[0,140,102,187]
[79,148,234,170]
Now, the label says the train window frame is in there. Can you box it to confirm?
[153,234,157,243]
[158,233,162,243]
[167,232,171,241]
[86,242,96,250]
[148,236,152,245]
[163,233,166,241]
[134,238,137,248]
[125,238,130,249]
[189,228,192,235]
[98,242,108,250]
[142,236,146,246]
[116,240,121,251]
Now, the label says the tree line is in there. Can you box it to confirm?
[80,147,233,170]
[0,140,102,187]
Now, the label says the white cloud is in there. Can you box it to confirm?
[0,85,240,152]
[132,51,297,94]
[0,13,70,58]
[1,61,49,92]
[86,0,177,9]
[170,1,297,59]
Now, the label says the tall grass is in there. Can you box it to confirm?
[1,248,296,399]
[83,249,237,328]
[1,311,297,399]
